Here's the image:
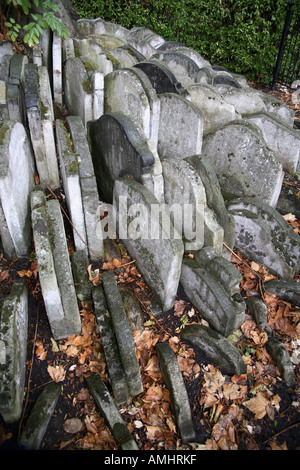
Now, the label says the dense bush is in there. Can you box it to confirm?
[71,0,288,85]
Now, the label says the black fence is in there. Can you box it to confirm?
[272,0,300,89]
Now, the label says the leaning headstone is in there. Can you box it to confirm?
[52,33,62,104]
[64,57,93,127]
[87,112,156,202]
[185,154,236,256]
[86,373,139,450]
[0,121,35,258]
[246,297,272,335]
[264,280,300,307]
[221,86,267,115]
[102,271,143,397]
[18,382,61,449]
[93,284,130,405]
[180,255,245,337]
[104,67,160,145]
[180,324,247,375]
[31,189,81,339]
[186,83,238,135]
[158,93,203,161]
[113,177,184,311]
[152,51,200,86]
[70,249,92,302]
[266,336,295,387]
[7,53,28,122]
[227,197,300,280]
[159,45,210,69]
[201,120,283,207]
[245,111,300,172]
[0,278,28,423]
[134,59,186,95]
[156,342,196,444]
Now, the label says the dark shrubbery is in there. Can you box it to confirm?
[71,0,287,85]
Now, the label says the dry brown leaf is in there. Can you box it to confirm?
[0,270,9,282]
[174,300,186,317]
[35,341,47,360]
[243,392,269,419]
[17,269,32,278]
[47,364,66,383]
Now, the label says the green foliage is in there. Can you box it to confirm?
[3,0,69,47]
[71,0,287,85]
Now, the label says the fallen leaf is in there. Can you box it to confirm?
[35,341,47,360]
[0,270,9,282]
[63,418,83,434]
[47,364,66,383]
[243,392,269,419]
[50,337,60,352]
[17,269,32,278]
[174,300,186,317]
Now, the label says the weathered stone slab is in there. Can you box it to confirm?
[197,66,241,89]
[156,342,196,444]
[88,33,128,50]
[70,249,92,302]
[186,83,238,135]
[64,57,93,127]
[158,93,203,161]
[87,112,156,202]
[113,177,184,311]
[66,115,95,178]
[266,336,295,387]
[55,119,87,253]
[7,53,28,122]
[221,86,267,115]
[180,256,245,337]
[77,18,130,39]
[264,280,300,307]
[86,373,139,450]
[152,51,200,86]
[0,278,28,423]
[180,324,247,375]
[245,111,300,172]
[252,89,295,127]
[31,189,81,340]
[134,59,186,95]
[104,67,160,145]
[185,154,236,256]
[119,286,144,331]
[102,271,143,397]
[93,285,130,405]
[0,121,35,258]
[157,45,210,69]
[227,197,300,280]
[46,199,82,336]
[202,120,284,207]
[52,33,62,104]
[246,297,272,335]
[18,382,61,449]
[73,38,114,76]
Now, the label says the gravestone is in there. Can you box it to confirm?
[87,112,156,202]
[52,33,62,104]
[134,59,186,95]
[64,57,93,127]
[0,121,35,258]
[152,51,201,86]
[113,177,184,311]
[7,53,28,123]
[227,197,300,280]
[201,120,283,207]
[157,93,203,161]
[158,45,210,69]
[0,278,28,424]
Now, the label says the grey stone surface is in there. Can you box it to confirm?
[7,53,28,123]
[0,121,35,258]
[70,249,92,302]
[102,271,143,397]
[119,286,144,331]
[93,285,130,404]
[202,120,284,207]
[265,336,295,387]
[52,33,62,104]
[185,154,236,256]
[158,93,203,161]
[87,112,156,202]
[0,279,28,423]
[180,324,247,375]
[156,342,196,444]
[134,59,186,95]
[245,111,300,172]
[264,280,300,307]
[152,50,200,86]
[18,382,61,449]
[113,177,184,311]
[227,197,300,280]
[86,373,139,450]
[180,257,245,337]
[246,296,272,335]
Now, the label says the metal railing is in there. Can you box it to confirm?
[272,0,299,89]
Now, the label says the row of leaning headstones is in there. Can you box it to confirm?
[0,12,299,447]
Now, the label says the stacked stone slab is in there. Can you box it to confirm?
[31,188,81,340]
[0,120,35,258]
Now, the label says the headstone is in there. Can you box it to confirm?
[18,382,61,449]
[245,111,300,172]
[264,279,300,307]
[221,86,267,115]
[102,271,143,397]
[266,337,295,387]
[156,342,196,444]
[88,33,127,50]
[134,59,186,95]
[158,45,210,69]
[227,197,300,280]
[64,57,93,127]
[197,66,241,89]
[0,279,28,423]
[52,33,62,104]
[157,93,203,161]
[0,121,35,258]
[7,53,28,123]
[73,38,114,76]
[152,51,200,86]
[201,120,283,207]
[185,83,238,135]
[180,255,245,337]
[113,177,184,311]
[70,249,92,302]
[93,285,130,405]
[87,112,156,202]
[180,324,247,375]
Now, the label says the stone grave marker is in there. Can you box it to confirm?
[134,59,186,95]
